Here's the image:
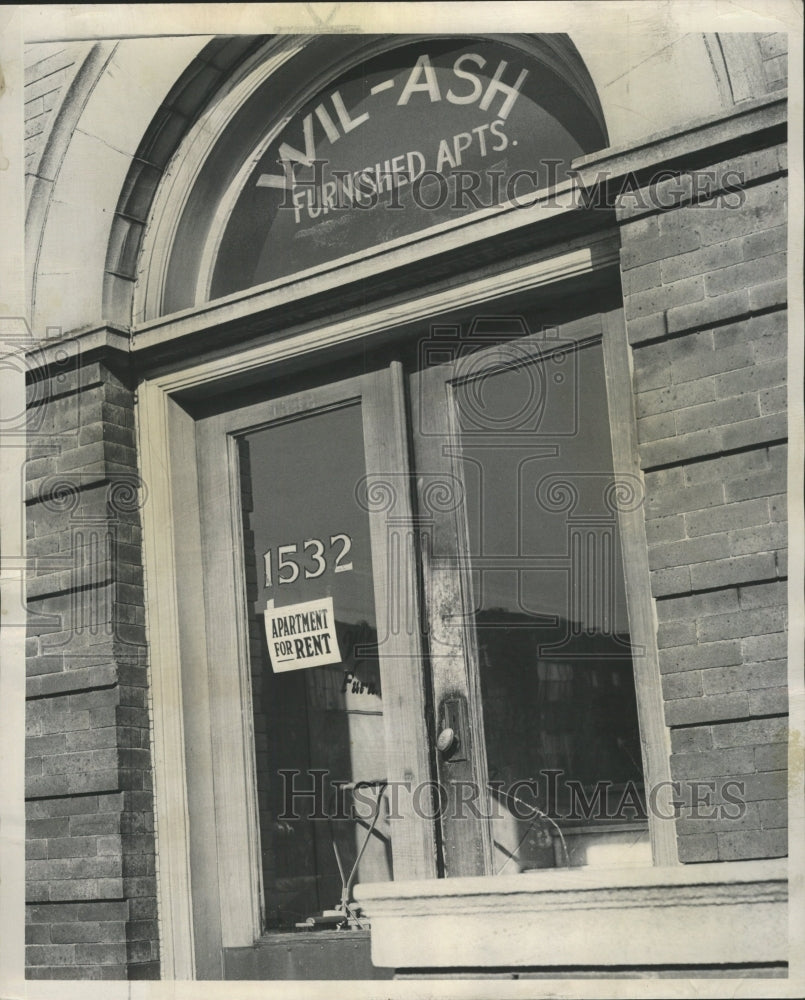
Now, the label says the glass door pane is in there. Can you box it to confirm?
[453,340,647,872]
[239,401,392,928]
[413,317,649,876]
[191,363,436,941]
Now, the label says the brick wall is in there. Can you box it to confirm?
[617,139,788,863]
[24,339,159,979]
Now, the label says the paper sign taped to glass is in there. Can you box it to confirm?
[264,596,342,672]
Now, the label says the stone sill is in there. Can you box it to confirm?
[354,859,787,969]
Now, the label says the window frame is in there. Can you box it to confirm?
[132,32,609,324]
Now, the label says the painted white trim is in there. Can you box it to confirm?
[134,35,309,324]
[192,426,264,948]
[136,381,196,979]
[139,232,620,387]
[601,310,678,867]
[355,858,788,968]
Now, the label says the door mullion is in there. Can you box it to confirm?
[412,364,494,878]
[361,363,438,880]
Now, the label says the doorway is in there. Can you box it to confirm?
[187,304,650,977]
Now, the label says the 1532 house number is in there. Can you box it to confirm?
[262,534,353,587]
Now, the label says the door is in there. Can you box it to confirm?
[412,313,650,877]
[193,307,650,964]
[195,362,436,948]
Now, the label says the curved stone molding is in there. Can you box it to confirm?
[29,37,209,337]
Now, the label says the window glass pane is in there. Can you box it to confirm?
[240,403,392,930]
[453,340,648,871]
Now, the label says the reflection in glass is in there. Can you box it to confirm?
[453,341,648,871]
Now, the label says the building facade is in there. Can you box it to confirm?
[17,20,793,982]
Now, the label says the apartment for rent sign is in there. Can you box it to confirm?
[264,597,342,672]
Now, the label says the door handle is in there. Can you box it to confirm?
[437,696,469,762]
[436,727,458,754]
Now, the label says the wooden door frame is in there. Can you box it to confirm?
[138,363,438,977]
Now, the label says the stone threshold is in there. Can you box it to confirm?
[355,858,788,969]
